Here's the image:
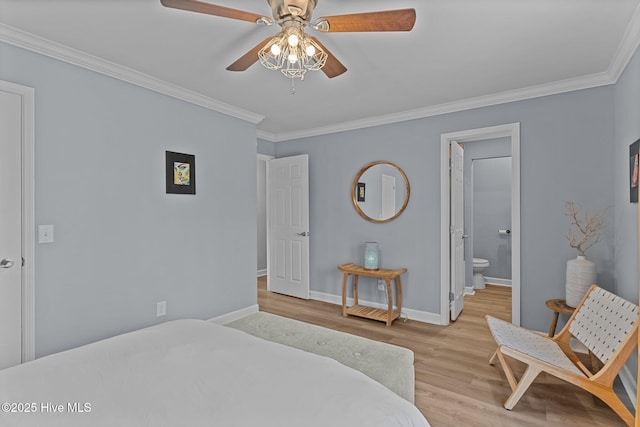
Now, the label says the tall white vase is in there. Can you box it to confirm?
[565,255,597,307]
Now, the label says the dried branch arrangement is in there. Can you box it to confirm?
[565,201,606,257]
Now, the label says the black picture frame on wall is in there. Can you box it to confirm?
[630,139,639,203]
[166,151,196,195]
[357,182,366,202]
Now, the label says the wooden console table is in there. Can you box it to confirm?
[338,263,407,326]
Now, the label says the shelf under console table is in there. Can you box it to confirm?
[338,263,407,326]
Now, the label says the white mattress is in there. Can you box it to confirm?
[0,319,430,426]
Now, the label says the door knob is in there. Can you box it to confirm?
[0,258,15,269]
[297,232,309,237]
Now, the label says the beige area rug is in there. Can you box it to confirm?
[225,311,415,403]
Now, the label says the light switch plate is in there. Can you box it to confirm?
[157,301,167,317]
[38,225,54,243]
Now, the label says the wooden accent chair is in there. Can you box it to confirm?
[486,285,638,426]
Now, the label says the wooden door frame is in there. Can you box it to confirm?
[440,123,520,326]
[0,79,35,363]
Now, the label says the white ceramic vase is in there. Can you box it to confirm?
[565,255,597,307]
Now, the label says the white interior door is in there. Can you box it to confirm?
[450,142,465,321]
[267,155,309,299]
[380,174,396,219]
[0,88,23,369]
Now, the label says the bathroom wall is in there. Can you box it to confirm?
[462,138,512,287]
[472,157,512,282]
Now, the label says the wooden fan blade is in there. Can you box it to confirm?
[309,37,347,78]
[160,0,270,24]
[314,9,416,32]
[226,38,273,72]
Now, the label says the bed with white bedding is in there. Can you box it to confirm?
[0,319,430,426]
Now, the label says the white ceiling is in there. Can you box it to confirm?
[1,0,640,141]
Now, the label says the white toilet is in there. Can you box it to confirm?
[472,258,490,289]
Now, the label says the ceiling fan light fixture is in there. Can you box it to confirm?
[270,44,282,56]
[287,33,299,47]
[162,0,416,80]
[311,19,329,32]
[258,26,327,80]
[305,45,315,56]
[284,0,308,17]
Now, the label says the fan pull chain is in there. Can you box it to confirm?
[290,78,296,95]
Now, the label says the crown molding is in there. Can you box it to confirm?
[608,2,640,81]
[3,0,640,144]
[0,24,264,125]
[266,71,615,142]
[264,4,640,143]
[256,129,278,142]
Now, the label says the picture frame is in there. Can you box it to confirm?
[630,139,639,203]
[166,151,196,195]
[357,182,366,202]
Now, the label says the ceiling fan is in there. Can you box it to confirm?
[160,0,416,80]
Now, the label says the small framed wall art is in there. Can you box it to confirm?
[357,182,366,202]
[630,138,639,203]
[166,151,196,195]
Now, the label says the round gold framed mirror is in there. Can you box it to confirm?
[351,161,410,223]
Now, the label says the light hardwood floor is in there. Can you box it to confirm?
[257,277,629,426]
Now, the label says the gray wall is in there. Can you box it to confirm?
[1,42,258,357]
[613,43,640,377]
[257,139,276,157]
[462,138,512,286]
[274,85,615,333]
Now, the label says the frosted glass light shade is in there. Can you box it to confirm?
[364,242,379,270]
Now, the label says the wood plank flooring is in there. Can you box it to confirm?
[257,277,629,426]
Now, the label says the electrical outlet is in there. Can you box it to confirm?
[156,301,167,317]
[377,279,386,291]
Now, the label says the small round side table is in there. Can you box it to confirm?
[544,299,575,337]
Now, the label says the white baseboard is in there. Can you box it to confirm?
[208,304,259,324]
[257,269,267,277]
[464,286,476,295]
[309,290,358,309]
[400,307,443,325]
[309,291,442,325]
[484,277,512,287]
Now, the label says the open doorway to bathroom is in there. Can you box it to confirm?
[465,145,512,293]
[440,123,520,326]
